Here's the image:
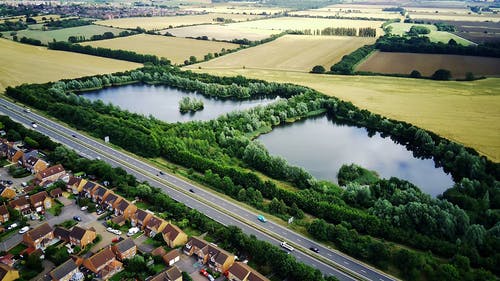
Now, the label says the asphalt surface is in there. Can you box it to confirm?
[0,98,397,281]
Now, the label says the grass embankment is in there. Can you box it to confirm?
[189,68,500,162]
[0,38,140,92]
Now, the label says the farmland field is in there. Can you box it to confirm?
[1,24,124,44]
[357,51,500,78]
[230,17,384,36]
[190,68,500,162]
[183,4,288,15]
[164,24,281,41]
[95,13,264,31]
[189,35,376,72]
[81,34,239,64]
[290,4,402,19]
[0,38,140,91]
[388,22,473,45]
[407,13,500,22]
[0,14,64,23]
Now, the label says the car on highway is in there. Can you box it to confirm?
[72,134,77,138]
[24,108,31,113]
[280,241,294,251]
[309,247,319,253]
[31,122,37,128]
[73,216,81,221]
[159,171,165,175]
[18,226,29,234]
[189,189,195,193]
[257,215,267,223]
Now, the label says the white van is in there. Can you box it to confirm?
[280,241,294,251]
[127,227,140,236]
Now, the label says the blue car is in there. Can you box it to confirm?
[257,215,267,222]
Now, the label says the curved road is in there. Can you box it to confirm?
[0,98,397,281]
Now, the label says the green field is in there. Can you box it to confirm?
[190,67,500,162]
[388,22,473,45]
[1,24,124,44]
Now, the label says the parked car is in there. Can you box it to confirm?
[80,206,88,211]
[257,215,267,223]
[200,269,208,277]
[107,227,121,235]
[7,223,18,230]
[73,216,81,222]
[127,227,140,237]
[208,275,215,281]
[18,226,29,234]
[96,209,105,215]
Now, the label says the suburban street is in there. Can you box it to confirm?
[0,98,397,281]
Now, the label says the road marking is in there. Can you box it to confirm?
[343,261,349,265]
[327,253,332,257]
[361,270,366,273]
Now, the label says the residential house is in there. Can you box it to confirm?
[205,244,235,273]
[148,266,182,281]
[81,181,97,198]
[183,237,208,261]
[0,254,15,268]
[49,188,63,198]
[24,156,48,174]
[20,150,38,166]
[112,238,137,261]
[114,200,137,220]
[53,227,70,243]
[49,259,83,281]
[144,216,168,238]
[23,222,54,249]
[151,246,166,257]
[69,226,96,248]
[8,197,31,215]
[0,142,8,158]
[0,205,8,224]
[83,247,123,280]
[29,191,52,213]
[227,262,270,281]
[0,187,16,200]
[111,215,126,226]
[161,223,187,248]
[7,147,23,163]
[91,186,109,203]
[66,177,86,195]
[0,263,19,281]
[102,193,121,210]
[131,209,153,229]
[35,164,67,186]
[162,249,180,266]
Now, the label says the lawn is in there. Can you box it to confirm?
[95,13,264,31]
[1,24,124,44]
[190,68,500,162]
[387,22,473,45]
[80,34,239,64]
[190,35,376,72]
[0,38,140,92]
[9,243,27,255]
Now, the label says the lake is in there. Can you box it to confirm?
[81,84,278,122]
[257,116,454,197]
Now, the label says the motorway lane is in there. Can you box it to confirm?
[0,98,396,281]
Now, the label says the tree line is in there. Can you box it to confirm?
[5,66,499,280]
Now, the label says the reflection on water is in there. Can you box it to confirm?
[82,84,278,122]
[258,116,454,197]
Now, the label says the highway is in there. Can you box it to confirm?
[0,98,397,281]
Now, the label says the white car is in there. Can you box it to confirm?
[80,206,88,211]
[18,226,29,234]
[106,227,121,235]
[127,227,140,236]
[7,223,18,230]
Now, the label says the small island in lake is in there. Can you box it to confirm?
[179,96,204,113]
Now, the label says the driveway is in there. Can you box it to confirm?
[0,166,33,194]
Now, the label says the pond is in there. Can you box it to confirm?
[257,115,454,197]
[81,84,278,122]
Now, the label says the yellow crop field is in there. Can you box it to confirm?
[95,13,264,31]
[165,24,281,41]
[189,35,376,72]
[81,34,239,64]
[230,17,384,36]
[0,39,140,91]
[290,4,402,19]
[185,5,288,15]
[189,68,500,162]
[408,13,500,22]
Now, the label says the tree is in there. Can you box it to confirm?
[24,136,39,148]
[311,65,326,74]
[189,56,197,64]
[432,69,452,80]
[410,70,421,78]
[394,249,424,281]
[465,72,475,81]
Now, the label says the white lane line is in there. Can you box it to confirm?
[327,253,332,257]
[361,270,366,273]
[343,261,349,265]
